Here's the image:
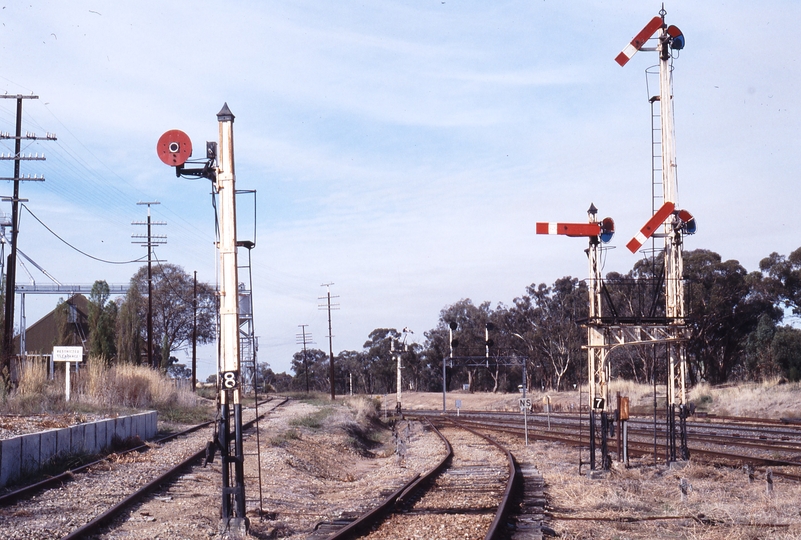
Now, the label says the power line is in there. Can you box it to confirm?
[22,204,146,264]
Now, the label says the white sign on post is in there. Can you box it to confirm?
[53,346,83,401]
[53,346,84,363]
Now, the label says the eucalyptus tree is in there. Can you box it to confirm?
[121,264,216,370]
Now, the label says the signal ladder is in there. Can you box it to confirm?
[236,238,266,515]
[647,66,664,220]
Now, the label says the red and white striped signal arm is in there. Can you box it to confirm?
[626,202,675,253]
[536,222,600,238]
[536,217,614,244]
[615,16,663,67]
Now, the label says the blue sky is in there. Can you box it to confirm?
[1,1,799,378]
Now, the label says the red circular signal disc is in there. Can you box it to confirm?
[156,129,192,166]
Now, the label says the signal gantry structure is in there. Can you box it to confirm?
[536,7,696,470]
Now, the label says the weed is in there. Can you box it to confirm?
[289,409,332,429]
[159,404,214,424]
[12,450,98,488]
[270,429,300,446]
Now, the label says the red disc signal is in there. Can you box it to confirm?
[157,129,192,166]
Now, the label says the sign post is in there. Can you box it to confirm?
[53,346,83,401]
[519,397,531,446]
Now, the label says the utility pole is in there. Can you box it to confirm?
[192,270,197,392]
[0,94,55,378]
[296,324,312,393]
[132,202,166,369]
[319,283,339,400]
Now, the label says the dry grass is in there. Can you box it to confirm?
[515,440,801,539]
[2,358,209,422]
[399,378,801,420]
[16,360,49,396]
[345,395,380,423]
[688,379,801,419]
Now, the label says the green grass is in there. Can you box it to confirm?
[158,402,215,424]
[269,429,301,446]
[289,408,332,429]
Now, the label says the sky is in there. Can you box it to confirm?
[0,1,798,379]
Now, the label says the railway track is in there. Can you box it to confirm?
[412,409,801,472]
[0,397,285,540]
[316,417,529,540]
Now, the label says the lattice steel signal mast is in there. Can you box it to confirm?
[618,7,696,461]
[536,205,615,469]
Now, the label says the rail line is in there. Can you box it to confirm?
[0,397,286,540]
[317,417,519,540]
[411,409,801,472]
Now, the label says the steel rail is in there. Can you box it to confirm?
[442,414,801,453]
[58,397,286,540]
[412,408,801,434]
[325,416,515,539]
[443,417,519,540]
[421,409,801,453]
[0,420,213,507]
[324,417,452,540]
[448,415,801,468]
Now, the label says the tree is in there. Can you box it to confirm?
[88,280,117,362]
[513,277,586,391]
[760,247,801,320]
[167,361,192,379]
[683,250,778,384]
[772,326,801,382]
[116,284,143,364]
[361,328,401,394]
[426,299,496,392]
[122,264,216,370]
[289,348,330,392]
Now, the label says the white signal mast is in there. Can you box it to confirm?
[156,105,249,536]
[619,6,696,462]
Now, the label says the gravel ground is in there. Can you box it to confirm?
[13,392,799,539]
[361,424,510,540]
[0,412,111,440]
[0,418,216,540]
[249,401,446,539]
[84,397,446,539]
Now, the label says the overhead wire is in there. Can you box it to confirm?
[22,203,146,265]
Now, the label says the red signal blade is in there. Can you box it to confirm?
[615,16,663,67]
[536,222,601,238]
[626,202,675,253]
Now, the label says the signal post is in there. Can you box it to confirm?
[157,104,248,536]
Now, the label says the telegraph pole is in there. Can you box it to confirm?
[192,270,197,392]
[0,94,55,377]
[296,324,312,393]
[319,283,339,400]
[132,202,166,369]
